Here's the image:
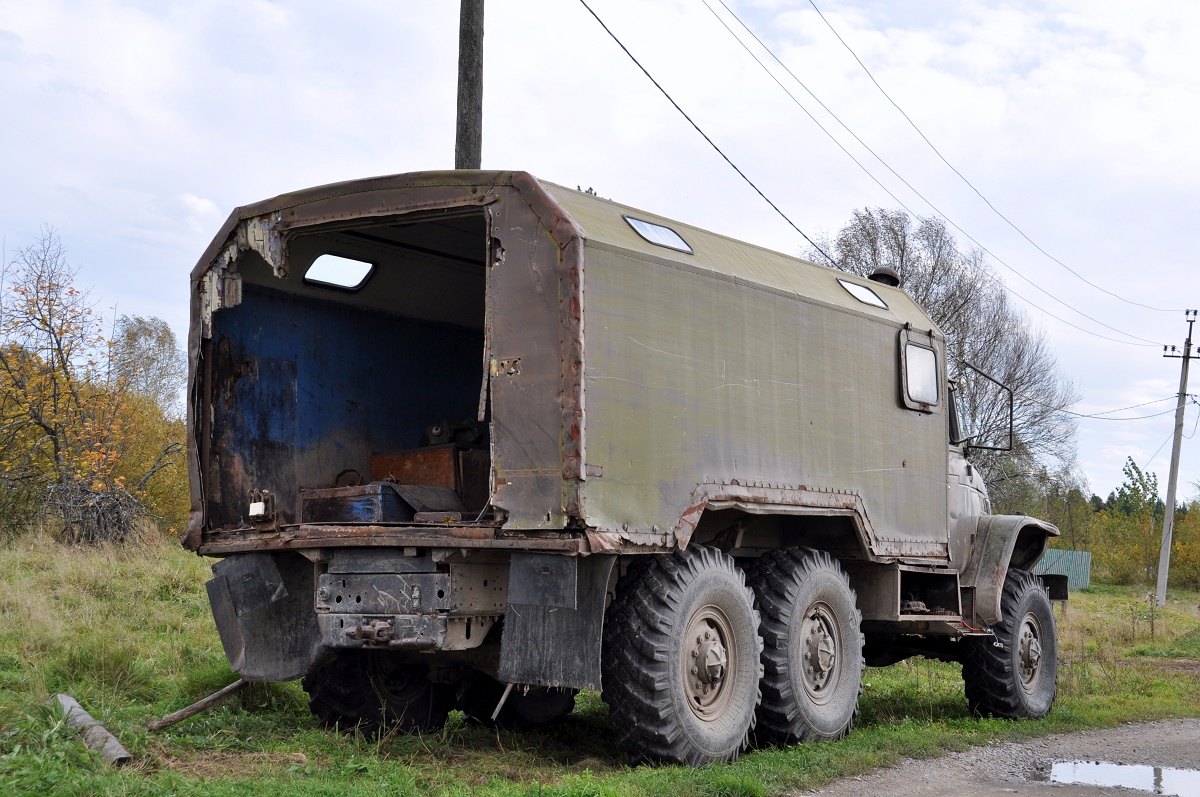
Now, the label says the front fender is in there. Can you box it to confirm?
[961,515,1059,625]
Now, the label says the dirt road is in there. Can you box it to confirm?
[805,719,1200,797]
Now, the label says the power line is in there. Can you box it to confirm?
[1142,426,1180,471]
[1183,397,1200,440]
[1047,395,1183,421]
[1064,407,1178,422]
[1013,392,1183,421]
[576,0,836,265]
[804,0,1181,314]
[703,0,1163,348]
[585,0,1165,348]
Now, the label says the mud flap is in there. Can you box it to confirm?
[498,553,616,690]
[205,552,322,682]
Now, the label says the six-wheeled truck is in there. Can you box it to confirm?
[184,170,1064,765]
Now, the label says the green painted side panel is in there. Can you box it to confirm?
[577,244,948,548]
[1033,549,1091,590]
[545,183,932,331]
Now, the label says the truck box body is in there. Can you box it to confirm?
[186,171,948,562]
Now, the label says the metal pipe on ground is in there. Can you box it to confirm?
[50,693,132,767]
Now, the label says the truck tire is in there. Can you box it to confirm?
[459,673,577,730]
[601,546,763,765]
[748,548,864,746]
[962,569,1057,719]
[302,650,454,734]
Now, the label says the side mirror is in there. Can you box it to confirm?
[953,362,1013,452]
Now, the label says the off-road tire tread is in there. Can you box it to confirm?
[962,569,1057,719]
[302,650,453,735]
[748,547,864,746]
[458,674,577,730]
[601,546,763,766]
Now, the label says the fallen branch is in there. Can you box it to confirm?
[51,693,132,767]
[146,678,247,732]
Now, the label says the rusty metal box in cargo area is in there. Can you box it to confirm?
[371,445,489,513]
[299,484,411,524]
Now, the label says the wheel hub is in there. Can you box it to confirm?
[1018,612,1043,692]
[696,633,728,684]
[683,606,736,720]
[800,603,840,703]
[366,654,425,702]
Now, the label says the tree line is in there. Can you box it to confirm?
[0,229,186,543]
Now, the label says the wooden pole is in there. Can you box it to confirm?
[455,0,485,169]
[1156,311,1195,607]
[146,678,247,732]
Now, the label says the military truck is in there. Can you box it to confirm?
[184,170,1064,765]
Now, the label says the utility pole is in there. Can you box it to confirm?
[1155,309,1197,607]
[455,0,484,170]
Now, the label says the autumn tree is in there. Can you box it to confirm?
[0,229,184,542]
[111,314,186,419]
[1088,458,1164,584]
[810,209,1079,508]
[109,314,188,531]
[1171,499,1200,590]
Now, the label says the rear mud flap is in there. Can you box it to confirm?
[498,553,615,690]
[205,552,321,681]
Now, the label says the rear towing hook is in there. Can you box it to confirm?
[346,619,395,643]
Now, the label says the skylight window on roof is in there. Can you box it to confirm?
[624,216,693,254]
[837,278,888,309]
[304,254,374,290]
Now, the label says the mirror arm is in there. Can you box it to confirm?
[957,361,1014,453]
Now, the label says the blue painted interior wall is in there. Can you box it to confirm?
[208,284,483,525]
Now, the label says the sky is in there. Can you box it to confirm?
[0,0,1197,502]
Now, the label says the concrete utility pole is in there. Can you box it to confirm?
[455,0,484,170]
[1155,309,1197,607]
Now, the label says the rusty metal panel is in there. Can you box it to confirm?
[576,243,948,556]
[483,183,579,530]
[197,525,586,556]
[371,446,458,488]
[370,446,490,514]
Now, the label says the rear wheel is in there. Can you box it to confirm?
[302,650,455,734]
[748,548,864,746]
[459,673,577,729]
[962,569,1057,719]
[601,546,762,765]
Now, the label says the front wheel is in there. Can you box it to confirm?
[601,546,763,765]
[962,569,1057,718]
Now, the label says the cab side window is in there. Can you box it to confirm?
[899,329,940,413]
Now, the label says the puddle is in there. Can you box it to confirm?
[1029,761,1200,795]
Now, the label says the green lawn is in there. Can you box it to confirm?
[2,534,1198,796]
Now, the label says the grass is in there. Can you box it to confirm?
[1,534,1198,796]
